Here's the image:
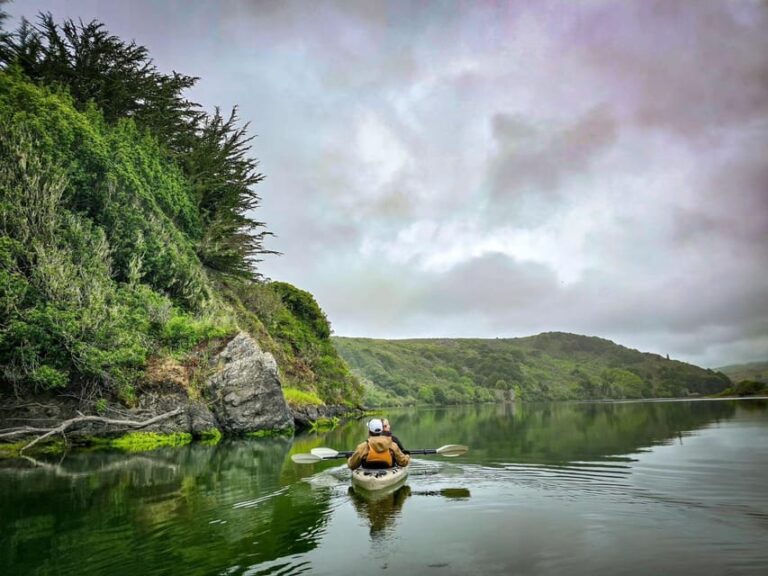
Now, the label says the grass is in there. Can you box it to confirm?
[283,387,324,408]
[108,432,192,452]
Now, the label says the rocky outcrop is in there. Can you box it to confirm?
[290,404,361,430]
[1,333,368,447]
[134,392,216,435]
[206,332,294,434]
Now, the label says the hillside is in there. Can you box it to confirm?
[333,333,731,406]
[0,15,362,415]
[716,361,768,384]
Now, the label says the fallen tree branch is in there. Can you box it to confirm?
[0,426,57,439]
[6,408,184,453]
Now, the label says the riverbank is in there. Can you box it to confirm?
[0,332,363,457]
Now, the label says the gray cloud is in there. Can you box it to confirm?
[489,107,617,203]
[571,0,768,139]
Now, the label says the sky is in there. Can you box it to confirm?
[9,0,768,368]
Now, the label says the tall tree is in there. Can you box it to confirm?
[183,107,276,277]
[0,13,201,152]
[0,12,276,279]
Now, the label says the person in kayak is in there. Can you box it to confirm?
[382,418,408,454]
[347,418,411,470]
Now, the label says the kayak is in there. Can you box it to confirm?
[351,466,409,491]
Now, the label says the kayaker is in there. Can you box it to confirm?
[347,418,410,470]
[382,418,408,454]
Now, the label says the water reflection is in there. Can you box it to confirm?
[349,484,412,538]
[1,399,765,576]
[410,488,472,500]
[0,439,333,576]
[347,483,474,541]
[317,399,739,467]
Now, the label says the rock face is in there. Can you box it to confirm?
[206,332,294,434]
[135,392,216,435]
[290,404,358,430]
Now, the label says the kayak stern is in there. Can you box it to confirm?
[351,466,409,492]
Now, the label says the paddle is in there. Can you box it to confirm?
[291,444,469,464]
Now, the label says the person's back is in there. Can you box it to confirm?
[347,419,410,470]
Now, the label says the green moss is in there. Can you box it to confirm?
[246,427,293,439]
[310,417,339,432]
[0,442,24,458]
[39,439,67,455]
[108,431,192,452]
[0,438,66,458]
[283,387,324,408]
[199,428,222,445]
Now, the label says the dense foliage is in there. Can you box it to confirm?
[0,11,273,277]
[0,72,232,401]
[0,10,362,408]
[333,333,732,406]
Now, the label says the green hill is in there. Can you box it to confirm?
[0,14,361,410]
[716,361,768,384]
[333,333,731,406]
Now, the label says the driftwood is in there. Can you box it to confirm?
[0,407,184,453]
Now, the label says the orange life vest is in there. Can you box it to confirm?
[364,438,394,467]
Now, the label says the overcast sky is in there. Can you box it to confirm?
[10,0,768,368]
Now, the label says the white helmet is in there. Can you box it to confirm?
[368,418,383,434]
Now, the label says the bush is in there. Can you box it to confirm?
[161,312,235,352]
[283,387,324,408]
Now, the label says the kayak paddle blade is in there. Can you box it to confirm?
[311,447,340,458]
[291,453,322,464]
[435,444,469,457]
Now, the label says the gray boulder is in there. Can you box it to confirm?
[207,332,294,434]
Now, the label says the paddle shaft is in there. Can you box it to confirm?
[319,448,438,459]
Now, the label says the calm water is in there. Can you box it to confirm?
[1,399,767,575]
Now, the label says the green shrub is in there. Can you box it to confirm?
[283,387,324,408]
[94,398,107,414]
[161,312,235,352]
[29,365,69,389]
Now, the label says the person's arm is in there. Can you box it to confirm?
[347,442,368,469]
[392,434,407,454]
[391,442,410,467]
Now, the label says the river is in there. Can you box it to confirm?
[1,399,767,575]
